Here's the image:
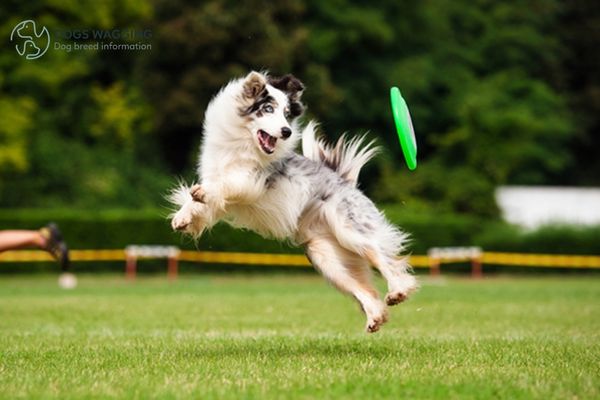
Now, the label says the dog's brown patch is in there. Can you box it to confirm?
[243,71,267,99]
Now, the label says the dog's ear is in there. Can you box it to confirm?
[268,74,305,118]
[243,71,267,99]
[268,74,304,101]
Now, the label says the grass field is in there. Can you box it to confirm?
[1,273,599,399]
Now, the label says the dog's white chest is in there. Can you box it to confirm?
[225,176,311,240]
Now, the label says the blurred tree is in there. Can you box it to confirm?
[0,97,35,174]
[555,0,600,185]
[143,0,309,172]
[338,0,574,215]
[0,0,592,217]
[0,0,169,207]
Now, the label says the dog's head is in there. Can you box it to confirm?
[237,71,305,159]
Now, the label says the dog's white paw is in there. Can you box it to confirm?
[366,310,388,333]
[385,291,409,306]
[385,275,418,306]
[171,211,192,231]
[190,184,205,203]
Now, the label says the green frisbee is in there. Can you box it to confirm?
[390,87,417,170]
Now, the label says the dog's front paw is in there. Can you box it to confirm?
[171,211,192,231]
[190,184,206,203]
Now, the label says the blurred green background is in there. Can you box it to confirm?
[1,0,599,242]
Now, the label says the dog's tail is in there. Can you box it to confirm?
[302,121,379,186]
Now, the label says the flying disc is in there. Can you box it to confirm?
[390,87,417,170]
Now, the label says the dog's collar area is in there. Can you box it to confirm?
[257,129,277,154]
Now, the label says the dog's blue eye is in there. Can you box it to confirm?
[263,105,274,113]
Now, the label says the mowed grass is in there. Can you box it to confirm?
[0,273,599,399]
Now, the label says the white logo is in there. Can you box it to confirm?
[10,19,51,60]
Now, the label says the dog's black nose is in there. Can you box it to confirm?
[281,127,292,139]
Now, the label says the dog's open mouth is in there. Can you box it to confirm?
[257,129,277,154]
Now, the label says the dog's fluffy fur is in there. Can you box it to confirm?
[170,71,417,332]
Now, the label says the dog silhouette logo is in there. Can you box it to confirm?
[10,19,51,60]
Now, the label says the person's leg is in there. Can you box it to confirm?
[0,225,70,272]
[0,230,46,252]
[1,225,74,288]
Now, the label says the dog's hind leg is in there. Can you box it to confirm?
[365,249,418,306]
[306,236,388,333]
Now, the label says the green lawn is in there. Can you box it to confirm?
[0,273,599,399]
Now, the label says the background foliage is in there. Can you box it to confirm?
[0,0,598,216]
